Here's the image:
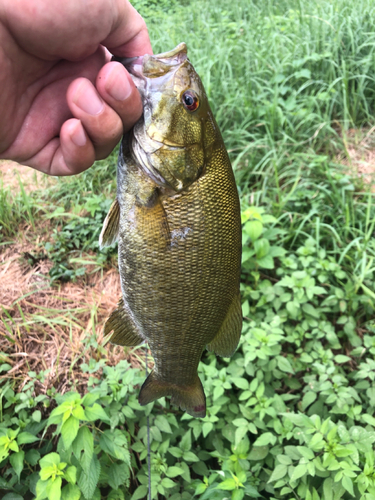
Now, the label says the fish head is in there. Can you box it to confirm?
[124,43,218,192]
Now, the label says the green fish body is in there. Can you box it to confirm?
[100,44,241,417]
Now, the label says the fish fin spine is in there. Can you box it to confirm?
[207,291,242,357]
[99,198,120,248]
[139,370,206,418]
[104,297,144,346]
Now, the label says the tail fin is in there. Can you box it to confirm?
[139,370,206,418]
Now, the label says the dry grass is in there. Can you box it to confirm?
[0,236,147,397]
[0,161,149,399]
[0,160,56,192]
[338,127,375,189]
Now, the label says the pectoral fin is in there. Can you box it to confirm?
[207,292,242,357]
[104,298,144,346]
[99,199,120,248]
[134,188,171,246]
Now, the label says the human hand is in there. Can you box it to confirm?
[0,0,152,175]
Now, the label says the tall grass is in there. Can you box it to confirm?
[0,178,39,239]
[133,0,375,193]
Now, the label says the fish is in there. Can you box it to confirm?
[100,43,242,418]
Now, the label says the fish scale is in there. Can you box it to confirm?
[100,44,242,417]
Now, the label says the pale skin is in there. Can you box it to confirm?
[0,0,152,175]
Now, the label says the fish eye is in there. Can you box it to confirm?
[182,90,199,111]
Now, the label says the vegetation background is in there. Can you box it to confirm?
[1,0,375,499]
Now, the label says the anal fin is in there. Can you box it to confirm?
[139,370,206,418]
[104,298,144,346]
[99,199,120,248]
[207,292,242,357]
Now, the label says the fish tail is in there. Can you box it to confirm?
[139,370,206,418]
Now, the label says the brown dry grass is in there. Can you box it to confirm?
[0,234,147,397]
[0,161,149,399]
[0,160,56,192]
[338,127,375,189]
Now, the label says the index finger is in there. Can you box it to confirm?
[102,1,152,57]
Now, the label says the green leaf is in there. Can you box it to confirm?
[235,426,248,447]
[84,403,109,422]
[168,447,183,458]
[302,391,317,410]
[155,415,172,434]
[131,485,148,500]
[232,490,245,500]
[323,478,333,500]
[232,377,249,390]
[257,254,274,269]
[166,466,184,478]
[64,466,77,485]
[216,478,237,490]
[362,414,375,427]
[286,301,299,317]
[81,393,99,407]
[36,478,49,500]
[244,220,263,241]
[78,455,100,500]
[40,453,61,469]
[183,451,200,462]
[17,432,38,445]
[202,422,213,437]
[161,477,176,488]
[277,356,294,374]
[3,494,24,500]
[26,449,40,466]
[48,476,62,500]
[254,238,270,259]
[107,463,130,490]
[72,426,93,460]
[72,405,87,421]
[342,475,354,496]
[253,433,276,447]
[180,430,191,452]
[195,483,208,495]
[10,450,24,481]
[334,355,351,364]
[32,410,42,422]
[61,484,81,500]
[290,464,307,482]
[100,429,130,464]
[61,416,79,449]
[248,446,269,461]
[268,464,287,482]
[8,440,19,453]
[302,303,320,319]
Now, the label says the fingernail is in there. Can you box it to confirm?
[71,121,87,147]
[74,82,104,115]
[106,63,132,101]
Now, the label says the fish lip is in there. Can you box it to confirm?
[117,43,188,76]
[113,43,188,93]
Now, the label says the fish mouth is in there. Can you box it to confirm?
[120,43,187,80]
[112,43,188,97]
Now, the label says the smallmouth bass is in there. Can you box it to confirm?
[100,43,241,418]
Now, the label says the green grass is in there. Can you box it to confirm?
[0,177,40,239]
